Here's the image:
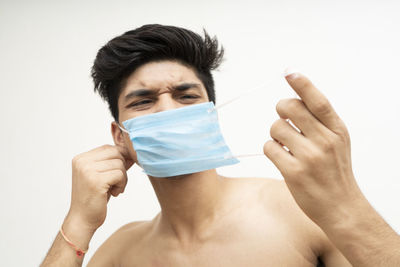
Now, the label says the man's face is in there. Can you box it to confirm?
[113,60,210,166]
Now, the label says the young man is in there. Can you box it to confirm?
[41,24,400,267]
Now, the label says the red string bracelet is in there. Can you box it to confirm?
[60,226,89,259]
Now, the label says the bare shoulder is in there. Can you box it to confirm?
[258,179,327,237]
[224,176,303,218]
[87,220,152,267]
[233,177,310,217]
[237,177,351,265]
[226,177,335,253]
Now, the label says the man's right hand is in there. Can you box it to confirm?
[40,145,133,267]
[66,144,134,232]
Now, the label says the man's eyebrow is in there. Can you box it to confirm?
[124,89,155,101]
[172,83,201,91]
[123,83,202,102]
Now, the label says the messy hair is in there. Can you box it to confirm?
[91,24,224,121]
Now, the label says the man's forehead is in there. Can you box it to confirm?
[122,61,202,94]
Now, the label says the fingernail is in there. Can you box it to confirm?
[283,67,300,80]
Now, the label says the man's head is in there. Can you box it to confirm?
[91,24,224,167]
[91,24,224,123]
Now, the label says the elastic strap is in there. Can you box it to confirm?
[214,80,273,111]
[59,226,88,259]
[117,123,130,134]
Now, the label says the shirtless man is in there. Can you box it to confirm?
[41,24,400,267]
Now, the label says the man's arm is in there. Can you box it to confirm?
[321,195,400,266]
[41,145,133,267]
[263,70,400,266]
[41,214,95,267]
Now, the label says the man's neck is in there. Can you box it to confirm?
[149,169,232,245]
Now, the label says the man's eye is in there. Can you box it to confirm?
[180,95,199,100]
[130,100,153,107]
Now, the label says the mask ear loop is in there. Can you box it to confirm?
[117,123,130,134]
[226,153,265,159]
[210,81,275,158]
[212,81,273,111]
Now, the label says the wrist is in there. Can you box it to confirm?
[319,189,370,231]
[319,192,400,264]
[62,213,97,251]
[312,177,367,228]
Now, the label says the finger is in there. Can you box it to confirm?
[115,145,134,170]
[85,145,127,165]
[270,118,311,157]
[110,186,122,197]
[276,98,329,139]
[99,169,128,195]
[284,69,343,134]
[263,139,297,176]
[94,159,125,173]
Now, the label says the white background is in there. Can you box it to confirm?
[1,0,399,266]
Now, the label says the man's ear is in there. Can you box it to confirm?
[111,121,136,170]
[111,121,126,147]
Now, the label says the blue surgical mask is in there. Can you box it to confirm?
[119,101,239,178]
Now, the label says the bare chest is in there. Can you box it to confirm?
[140,242,316,267]
[118,217,318,267]
[117,179,321,267]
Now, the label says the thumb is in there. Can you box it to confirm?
[116,144,134,170]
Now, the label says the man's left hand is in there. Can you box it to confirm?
[263,70,364,226]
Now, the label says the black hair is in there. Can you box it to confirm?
[91,24,224,121]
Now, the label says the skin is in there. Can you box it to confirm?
[41,60,400,267]
[86,61,351,266]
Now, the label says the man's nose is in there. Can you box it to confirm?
[155,91,180,112]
